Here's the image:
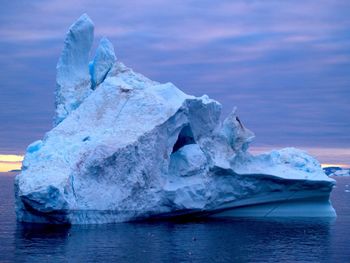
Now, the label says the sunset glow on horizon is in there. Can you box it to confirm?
[0,154,23,172]
[0,1,349,161]
[321,163,350,168]
[0,150,349,173]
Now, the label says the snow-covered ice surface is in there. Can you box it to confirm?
[15,14,336,224]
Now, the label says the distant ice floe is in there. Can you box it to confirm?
[324,167,350,177]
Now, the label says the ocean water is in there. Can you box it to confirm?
[1,172,349,263]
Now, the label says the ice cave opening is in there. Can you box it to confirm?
[172,125,196,153]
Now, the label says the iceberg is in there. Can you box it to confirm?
[324,167,350,177]
[15,14,336,224]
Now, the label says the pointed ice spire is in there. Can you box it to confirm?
[222,107,255,152]
[54,14,94,126]
[89,37,116,89]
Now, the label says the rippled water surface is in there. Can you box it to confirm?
[1,172,349,262]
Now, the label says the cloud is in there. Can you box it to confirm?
[0,155,23,172]
[0,155,23,162]
[0,0,349,163]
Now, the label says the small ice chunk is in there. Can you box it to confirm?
[169,144,207,177]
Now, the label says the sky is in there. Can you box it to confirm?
[0,0,349,170]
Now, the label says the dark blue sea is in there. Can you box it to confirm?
[1,172,349,262]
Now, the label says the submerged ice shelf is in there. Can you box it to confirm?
[15,14,336,224]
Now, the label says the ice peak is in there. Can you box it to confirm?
[78,13,93,24]
[90,37,116,89]
[54,14,94,125]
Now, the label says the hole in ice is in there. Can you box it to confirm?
[172,125,196,153]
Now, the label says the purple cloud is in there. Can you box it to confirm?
[0,0,349,164]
